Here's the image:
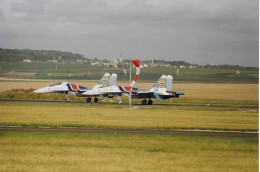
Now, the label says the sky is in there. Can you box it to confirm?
[0,0,258,66]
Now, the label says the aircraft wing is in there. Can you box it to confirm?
[167,91,186,97]
[121,88,154,98]
[130,90,186,100]
[131,88,152,94]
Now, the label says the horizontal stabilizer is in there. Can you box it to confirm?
[176,92,186,95]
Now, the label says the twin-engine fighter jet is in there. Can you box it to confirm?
[119,75,185,105]
[33,72,117,102]
[33,81,89,102]
[81,59,141,103]
[79,72,122,103]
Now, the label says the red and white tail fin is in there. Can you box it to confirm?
[131,59,140,88]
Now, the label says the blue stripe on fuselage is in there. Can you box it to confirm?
[79,86,88,89]
[119,86,125,92]
[67,83,72,91]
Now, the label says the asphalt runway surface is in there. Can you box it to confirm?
[0,99,258,111]
[0,126,258,138]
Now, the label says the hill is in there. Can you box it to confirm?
[0,48,88,62]
[0,48,258,83]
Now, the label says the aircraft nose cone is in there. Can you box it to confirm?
[33,87,48,93]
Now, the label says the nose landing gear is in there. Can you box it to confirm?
[65,93,69,102]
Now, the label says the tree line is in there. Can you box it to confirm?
[0,48,87,62]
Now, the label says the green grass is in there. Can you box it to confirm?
[0,132,258,171]
[0,102,258,131]
[0,61,258,82]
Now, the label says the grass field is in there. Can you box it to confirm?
[0,102,258,131]
[0,78,258,171]
[0,132,258,171]
[0,61,258,82]
[0,82,258,107]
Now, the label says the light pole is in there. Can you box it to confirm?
[129,59,132,109]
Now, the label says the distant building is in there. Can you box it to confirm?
[23,59,31,63]
[143,64,149,67]
[103,63,110,67]
[91,61,102,66]
[152,63,170,67]
[48,60,57,63]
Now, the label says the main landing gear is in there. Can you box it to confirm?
[86,97,91,103]
[86,97,99,103]
[94,97,99,103]
[141,99,153,105]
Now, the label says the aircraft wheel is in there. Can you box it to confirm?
[86,97,91,103]
[94,98,99,103]
[142,100,147,105]
[148,99,153,105]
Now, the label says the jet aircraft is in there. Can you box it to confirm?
[33,81,89,102]
[81,59,141,103]
[119,74,185,105]
[33,72,116,102]
[79,73,121,103]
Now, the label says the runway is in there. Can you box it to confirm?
[0,99,258,111]
[0,126,258,138]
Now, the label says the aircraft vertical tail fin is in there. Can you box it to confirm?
[93,72,110,89]
[108,73,117,86]
[150,75,168,92]
[166,75,173,92]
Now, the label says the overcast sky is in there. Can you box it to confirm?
[0,0,258,66]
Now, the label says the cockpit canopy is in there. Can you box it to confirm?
[49,82,63,87]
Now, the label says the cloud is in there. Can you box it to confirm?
[0,0,258,66]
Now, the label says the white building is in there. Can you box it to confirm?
[23,59,31,63]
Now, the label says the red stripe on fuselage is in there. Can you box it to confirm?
[123,86,131,91]
[71,84,79,91]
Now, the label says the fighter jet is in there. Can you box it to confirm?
[33,81,89,102]
[33,72,116,102]
[119,75,185,105]
[82,60,141,103]
[78,73,121,103]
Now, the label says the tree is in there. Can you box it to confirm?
[117,62,123,68]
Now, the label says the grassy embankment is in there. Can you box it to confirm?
[0,102,258,131]
[0,132,258,171]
